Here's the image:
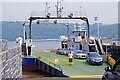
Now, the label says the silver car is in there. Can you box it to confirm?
[86,52,103,65]
[73,50,87,59]
[62,48,69,55]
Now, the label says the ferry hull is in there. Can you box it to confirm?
[22,57,38,71]
[22,64,38,71]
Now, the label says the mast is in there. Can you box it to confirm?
[79,6,81,16]
[55,0,63,18]
[45,2,50,23]
[45,2,50,17]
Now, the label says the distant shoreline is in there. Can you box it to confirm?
[7,39,60,42]
[32,39,59,42]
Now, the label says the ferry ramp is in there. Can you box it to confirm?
[32,52,109,78]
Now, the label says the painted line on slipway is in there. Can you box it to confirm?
[69,75,103,78]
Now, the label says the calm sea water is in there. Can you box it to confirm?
[8,40,61,49]
[32,40,61,49]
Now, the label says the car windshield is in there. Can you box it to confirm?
[89,53,101,57]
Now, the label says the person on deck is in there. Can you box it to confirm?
[68,50,73,65]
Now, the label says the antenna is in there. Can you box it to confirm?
[79,6,81,16]
[45,2,50,23]
[55,0,63,18]
[45,2,50,17]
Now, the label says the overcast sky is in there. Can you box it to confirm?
[0,0,119,24]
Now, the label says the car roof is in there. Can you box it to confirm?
[88,52,101,57]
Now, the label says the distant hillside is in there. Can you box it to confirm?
[90,23,118,39]
[1,21,118,41]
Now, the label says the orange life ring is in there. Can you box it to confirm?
[83,39,86,43]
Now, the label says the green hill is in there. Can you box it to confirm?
[1,21,118,41]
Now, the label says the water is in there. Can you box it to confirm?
[32,40,61,49]
[8,40,61,49]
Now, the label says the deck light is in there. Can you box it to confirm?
[68,13,73,18]
[37,20,40,24]
[54,20,57,24]
[46,13,50,18]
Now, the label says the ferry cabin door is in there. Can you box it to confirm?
[79,43,82,50]
[61,41,68,49]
